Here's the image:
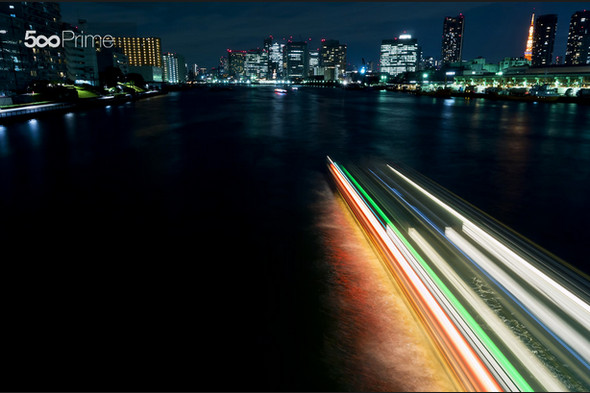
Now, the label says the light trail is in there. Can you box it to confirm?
[385,164,590,375]
[327,157,590,391]
[446,228,590,372]
[462,222,590,331]
[328,157,502,392]
[367,169,567,390]
[409,228,565,391]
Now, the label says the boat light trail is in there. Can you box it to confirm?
[327,157,590,391]
[327,157,502,392]
[385,164,590,375]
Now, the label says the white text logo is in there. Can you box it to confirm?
[24,30,114,49]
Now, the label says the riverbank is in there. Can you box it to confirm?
[0,90,166,124]
[413,89,590,104]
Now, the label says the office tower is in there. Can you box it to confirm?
[113,36,162,67]
[227,49,246,77]
[0,2,66,91]
[320,39,347,80]
[441,14,464,65]
[268,41,284,79]
[532,14,558,67]
[565,10,590,65]
[62,20,99,85]
[380,34,419,76]
[308,49,320,77]
[244,48,269,80]
[283,41,308,79]
[524,13,535,61]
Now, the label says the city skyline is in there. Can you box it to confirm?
[61,2,583,69]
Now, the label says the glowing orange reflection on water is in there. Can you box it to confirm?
[314,181,461,392]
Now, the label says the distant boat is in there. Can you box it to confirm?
[274,88,288,94]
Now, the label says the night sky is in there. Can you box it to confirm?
[60,2,583,69]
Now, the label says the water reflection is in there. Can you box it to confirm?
[27,118,41,148]
[2,88,590,390]
[0,125,9,157]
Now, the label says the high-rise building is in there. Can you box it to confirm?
[532,14,558,67]
[244,48,268,80]
[218,56,228,77]
[162,52,182,84]
[308,49,321,77]
[227,49,246,78]
[268,41,284,79]
[283,41,308,79]
[441,14,464,65]
[524,13,535,61]
[62,20,99,85]
[320,39,347,80]
[565,10,590,65]
[379,34,419,76]
[0,2,66,91]
[113,36,162,67]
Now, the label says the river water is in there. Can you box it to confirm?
[1,86,589,390]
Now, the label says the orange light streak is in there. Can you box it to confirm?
[328,162,502,392]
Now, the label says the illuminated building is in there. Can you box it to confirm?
[565,10,590,65]
[524,13,535,61]
[227,49,246,78]
[128,65,162,83]
[244,48,268,80]
[218,56,227,77]
[62,19,98,85]
[283,41,308,79]
[441,14,464,65]
[0,2,66,91]
[308,49,321,77]
[380,34,419,76]
[268,41,284,79]
[113,36,162,67]
[498,56,530,71]
[532,14,558,67]
[162,52,184,84]
[320,39,347,80]
[454,65,590,92]
[421,56,437,70]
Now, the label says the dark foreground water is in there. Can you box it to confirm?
[1,87,589,390]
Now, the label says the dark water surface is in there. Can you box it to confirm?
[1,87,589,390]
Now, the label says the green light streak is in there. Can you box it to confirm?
[337,163,533,392]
